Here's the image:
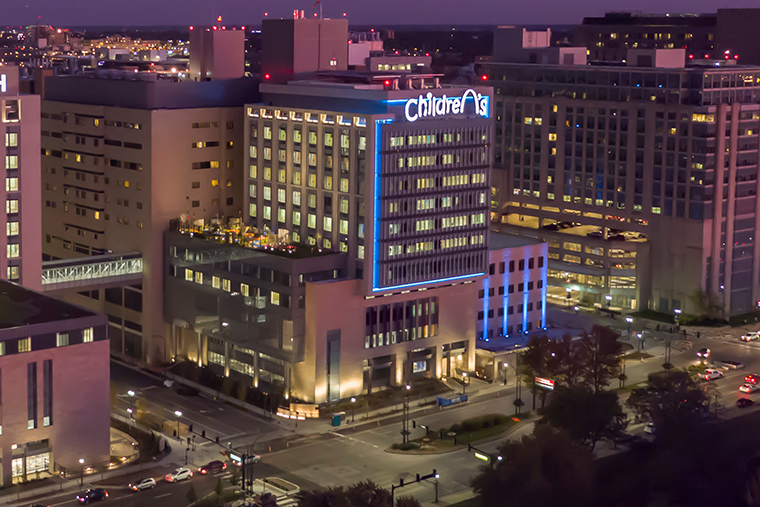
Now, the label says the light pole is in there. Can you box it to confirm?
[174,410,182,438]
[350,397,356,423]
[462,372,468,395]
[625,317,633,339]
[674,308,681,326]
[434,472,440,503]
[637,333,643,353]
[402,384,411,444]
[79,458,85,489]
[565,287,572,306]
[605,294,612,309]
[502,362,508,386]
[504,361,521,415]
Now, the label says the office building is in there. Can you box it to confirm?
[40,73,257,362]
[576,9,760,65]
[165,73,493,402]
[189,26,245,81]
[262,18,349,83]
[479,46,760,317]
[0,280,109,486]
[0,66,41,290]
[478,233,548,340]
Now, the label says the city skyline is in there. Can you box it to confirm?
[4,0,760,28]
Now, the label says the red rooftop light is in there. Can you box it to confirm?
[481,75,488,81]
[264,73,271,80]
[343,12,347,17]
[688,54,693,59]
[384,80,391,86]
[189,26,194,31]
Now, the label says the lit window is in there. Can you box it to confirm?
[5,177,18,192]
[223,279,231,292]
[5,155,18,169]
[18,337,31,353]
[324,217,333,232]
[5,132,17,147]
[308,214,316,228]
[6,244,19,258]
[56,333,69,347]
[263,205,271,220]
[212,276,221,289]
[271,291,280,306]
[241,283,249,297]
[185,269,193,281]
[83,327,94,343]
[6,222,18,236]
[195,271,203,284]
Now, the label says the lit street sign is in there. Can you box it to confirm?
[535,377,555,390]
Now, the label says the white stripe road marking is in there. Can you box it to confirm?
[155,493,172,498]
[49,500,78,506]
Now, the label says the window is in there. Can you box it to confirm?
[241,283,249,297]
[56,333,69,347]
[6,244,19,258]
[5,132,17,147]
[43,359,52,427]
[6,222,18,236]
[324,216,333,232]
[27,362,37,430]
[212,276,221,289]
[271,291,280,305]
[5,177,18,192]
[185,269,193,281]
[293,211,301,226]
[83,328,94,343]
[6,199,18,213]
[18,337,31,352]
[195,271,203,284]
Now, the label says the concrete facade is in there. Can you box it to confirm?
[0,281,109,487]
[0,66,41,290]
[40,76,252,363]
[189,28,245,81]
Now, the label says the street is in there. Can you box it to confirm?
[19,307,760,507]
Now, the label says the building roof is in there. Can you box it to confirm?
[489,232,545,251]
[0,280,96,330]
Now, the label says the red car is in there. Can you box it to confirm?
[745,374,760,384]
[198,460,227,474]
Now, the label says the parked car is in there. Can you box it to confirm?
[746,374,760,384]
[233,454,261,466]
[741,332,760,342]
[129,478,156,491]
[697,348,711,359]
[721,360,745,369]
[165,467,193,482]
[76,489,108,504]
[699,369,724,380]
[30,504,50,507]
[740,383,759,393]
[738,398,755,409]
[198,461,227,474]
[644,422,656,434]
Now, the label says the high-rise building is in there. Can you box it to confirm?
[164,74,497,402]
[576,9,760,65]
[0,279,109,487]
[188,26,246,81]
[0,66,41,290]
[479,47,760,317]
[40,73,257,362]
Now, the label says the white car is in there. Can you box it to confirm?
[740,383,759,393]
[699,369,724,381]
[742,332,760,342]
[644,422,656,434]
[233,454,261,466]
[129,477,156,491]
[165,467,193,482]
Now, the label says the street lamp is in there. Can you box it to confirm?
[127,390,135,416]
[350,397,356,423]
[174,410,182,438]
[462,372,468,395]
[674,308,681,325]
[434,472,440,503]
[605,294,612,308]
[79,458,85,489]
[625,317,633,338]
[502,362,508,386]
[637,333,643,353]
[565,287,572,306]
[402,384,412,444]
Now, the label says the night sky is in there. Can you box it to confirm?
[3,0,760,27]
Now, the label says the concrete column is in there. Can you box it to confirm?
[433,344,443,379]
[223,341,230,377]
[395,351,405,386]
[253,351,260,388]
[171,325,177,361]
[0,443,12,487]
[196,330,203,366]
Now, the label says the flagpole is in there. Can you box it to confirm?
[320,2,323,19]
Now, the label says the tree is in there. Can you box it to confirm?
[395,497,421,507]
[690,289,724,321]
[229,465,240,486]
[215,478,224,500]
[579,325,622,393]
[186,483,198,504]
[521,335,556,409]
[540,385,628,450]
[546,333,586,388]
[345,480,391,507]
[471,425,593,507]
[626,370,710,444]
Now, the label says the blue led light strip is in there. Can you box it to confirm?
[372,272,486,293]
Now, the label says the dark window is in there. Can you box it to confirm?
[105,287,122,306]
[508,306,514,315]
[498,308,504,316]
[537,280,543,289]
[538,300,543,310]
[519,259,525,271]
[518,283,524,292]
[508,284,514,294]
[488,309,494,318]
[27,362,37,429]
[498,286,504,295]
[518,304,524,312]
[499,262,505,274]
[488,288,494,297]
[538,256,544,268]
[478,289,484,299]
[489,263,495,275]
[226,197,234,206]
[124,289,142,312]
[509,260,515,272]
[43,359,52,427]
[528,302,533,311]
[529,258,535,269]
[528,281,534,291]
[477,311,484,320]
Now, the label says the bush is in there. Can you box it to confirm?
[482,419,491,429]
[461,419,480,432]
[391,442,419,451]
[449,423,463,434]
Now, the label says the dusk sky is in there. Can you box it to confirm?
[4,0,760,27]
